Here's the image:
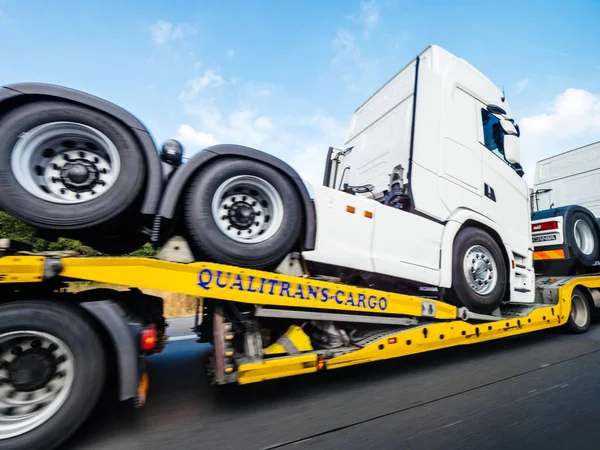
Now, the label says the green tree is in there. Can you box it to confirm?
[0,212,158,257]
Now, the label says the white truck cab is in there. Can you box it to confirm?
[303,45,535,313]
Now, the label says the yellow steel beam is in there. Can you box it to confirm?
[327,304,566,370]
[0,256,46,284]
[58,257,457,320]
[237,354,318,384]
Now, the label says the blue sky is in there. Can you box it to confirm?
[1,0,599,185]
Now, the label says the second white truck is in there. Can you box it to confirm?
[530,141,600,275]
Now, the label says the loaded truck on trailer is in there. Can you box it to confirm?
[0,44,599,450]
[530,140,600,276]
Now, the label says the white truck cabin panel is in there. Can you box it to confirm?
[301,182,376,273]
[533,140,600,216]
[340,57,417,193]
[370,202,443,286]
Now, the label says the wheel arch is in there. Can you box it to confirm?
[0,83,164,215]
[76,298,142,402]
[157,144,317,250]
[440,209,512,301]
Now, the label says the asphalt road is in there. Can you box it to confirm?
[64,319,600,450]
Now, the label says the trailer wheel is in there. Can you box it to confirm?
[184,157,303,269]
[564,287,592,334]
[0,101,145,232]
[0,300,105,450]
[566,212,599,270]
[448,227,507,314]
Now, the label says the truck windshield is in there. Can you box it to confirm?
[481,109,520,173]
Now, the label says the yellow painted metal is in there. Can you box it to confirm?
[237,354,318,384]
[235,279,593,384]
[264,325,314,355]
[313,279,588,372]
[0,256,46,284]
[58,257,457,320]
[4,254,599,387]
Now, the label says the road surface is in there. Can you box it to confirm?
[64,318,600,449]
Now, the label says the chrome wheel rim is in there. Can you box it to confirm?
[462,245,498,295]
[571,293,589,328]
[211,175,284,243]
[574,219,595,255]
[11,121,121,204]
[0,331,75,439]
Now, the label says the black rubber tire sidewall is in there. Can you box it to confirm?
[449,227,507,314]
[566,212,600,268]
[565,287,592,334]
[184,158,303,269]
[0,101,145,231]
[0,300,106,450]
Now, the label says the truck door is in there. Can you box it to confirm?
[478,104,531,256]
[439,86,483,215]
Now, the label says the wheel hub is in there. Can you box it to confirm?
[228,201,256,229]
[463,245,498,296]
[212,175,284,244]
[8,349,56,392]
[473,260,489,282]
[61,160,100,191]
[10,121,121,204]
[0,331,75,440]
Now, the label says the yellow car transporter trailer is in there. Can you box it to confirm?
[0,243,599,450]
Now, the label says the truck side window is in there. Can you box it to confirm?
[481,109,510,165]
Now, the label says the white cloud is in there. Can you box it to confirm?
[150,20,197,48]
[518,88,600,185]
[331,29,359,64]
[178,70,224,102]
[515,77,530,96]
[329,1,407,95]
[150,20,176,47]
[345,0,380,38]
[226,48,236,58]
[181,106,274,150]
[521,88,600,139]
[178,100,346,183]
[330,28,381,93]
[176,124,221,151]
[171,25,185,41]
[358,0,380,34]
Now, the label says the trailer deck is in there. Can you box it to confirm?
[1,253,594,386]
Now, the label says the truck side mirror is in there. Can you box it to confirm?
[503,134,520,164]
[513,162,525,178]
[500,119,518,136]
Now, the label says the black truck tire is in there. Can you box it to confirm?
[0,100,145,232]
[184,157,303,270]
[0,300,106,450]
[564,286,592,334]
[565,211,600,270]
[448,227,508,314]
